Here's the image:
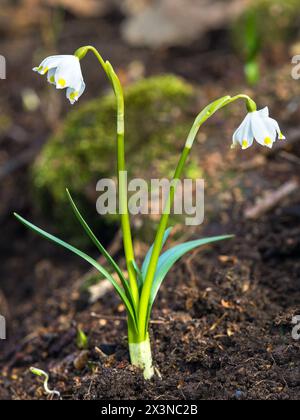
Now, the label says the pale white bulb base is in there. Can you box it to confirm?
[129,337,154,380]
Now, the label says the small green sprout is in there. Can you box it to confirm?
[30,367,61,399]
[234,8,261,86]
[15,46,286,380]
[76,328,88,350]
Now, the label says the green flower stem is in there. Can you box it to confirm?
[227,94,257,113]
[75,46,139,307]
[138,94,257,339]
[117,134,139,308]
[138,147,191,339]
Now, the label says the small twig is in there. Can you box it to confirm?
[244,179,299,220]
[90,312,168,325]
[94,346,108,360]
[0,144,41,182]
[91,313,127,322]
[184,250,199,285]
[236,155,266,172]
[154,367,163,379]
[278,151,300,166]
[209,313,228,332]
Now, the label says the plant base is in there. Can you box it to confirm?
[129,335,154,380]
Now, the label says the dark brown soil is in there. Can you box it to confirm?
[1,7,300,401]
[1,198,300,400]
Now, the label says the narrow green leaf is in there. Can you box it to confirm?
[131,260,143,291]
[145,235,234,327]
[14,213,138,332]
[141,227,173,280]
[65,189,133,302]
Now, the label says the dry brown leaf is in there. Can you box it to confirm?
[218,255,238,264]
[221,300,235,309]
[242,282,250,293]
[227,328,234,337]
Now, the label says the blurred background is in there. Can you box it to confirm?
[1,0,300,399]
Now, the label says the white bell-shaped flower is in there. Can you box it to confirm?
[33,55,85,104]
[232,107,285,150]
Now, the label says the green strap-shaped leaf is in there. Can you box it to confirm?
[131,260,143,291]
[14,213,138,332]
[65,189,135,307]
[141,227,173,280]
[145,235,234,325]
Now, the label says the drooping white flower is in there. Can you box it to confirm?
[232,107,286,150]
[33,55,85,104]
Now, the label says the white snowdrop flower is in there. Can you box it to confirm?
[232,107,286,150]
[33,55,86,104]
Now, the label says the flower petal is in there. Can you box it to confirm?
[47,68,57,85]
[267,117,286,140]
[66,81,86,105]
[33,55,86,104]
[54,56,84,91]
[251,112,276,148]
[33,55,68,75]
[257,106,269,118]
[232,114,254,149]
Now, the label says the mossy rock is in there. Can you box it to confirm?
[32,75,200,247]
